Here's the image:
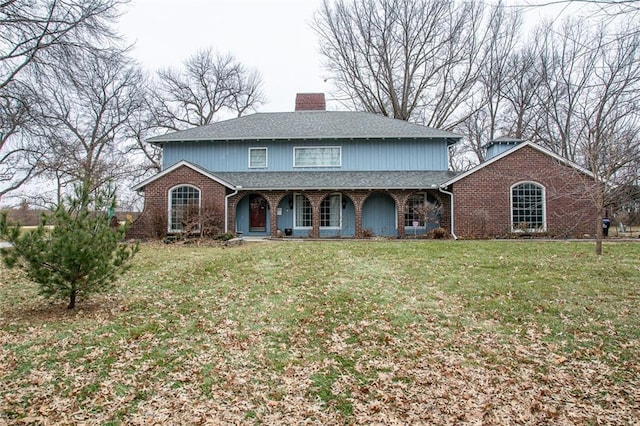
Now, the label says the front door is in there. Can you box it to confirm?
[249,195,267,232]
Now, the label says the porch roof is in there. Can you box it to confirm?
[213,170,459,190]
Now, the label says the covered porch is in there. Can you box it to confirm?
[229,188,449,239]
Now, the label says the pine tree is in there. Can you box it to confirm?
[0,185,138,309]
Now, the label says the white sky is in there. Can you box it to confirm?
[119,0,330,113]
[118,0,589,114]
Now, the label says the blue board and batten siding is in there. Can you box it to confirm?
[161,138,450,172]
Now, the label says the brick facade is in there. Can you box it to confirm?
[128,166,450,239]
[127,165,228,239]
[450,145,598,238]
[129,146,596,240]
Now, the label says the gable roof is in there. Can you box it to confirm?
[147,111,462,144]
[131,161,235,192]
[441,141,595,187]
[132,160,458,192]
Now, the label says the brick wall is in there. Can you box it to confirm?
[295,93,326,111]
[451,145,598,239]
[130,169,452,240]
[127,165,229,239]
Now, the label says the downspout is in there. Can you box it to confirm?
[224,186,241,234]
[438,186,458,240]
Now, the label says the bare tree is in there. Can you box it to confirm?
[457,2,523,164]
[313,0,493,127]
[524,1,640,15]
[30,48,146,202]
[502,44,544,140]
[529,19,601,161]
[579,26,640,253]
[0,0,125,91]
[123,99,162,176]
[517,18,640,254]
[152,49,265,131]
[0,0,127,201]
[0,81,43,198]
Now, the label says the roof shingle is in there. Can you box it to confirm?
[147,111,462,144]
[213,170,459,190]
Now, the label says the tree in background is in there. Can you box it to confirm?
[525,20,640,254]
[313,0,503,127]
[456,2,523,166]
[0,184,138,309]
[0,0,126,201]
[0,81,42,198]
[152,48,265,131]
[28,47,146,206]
[124,48,266,182]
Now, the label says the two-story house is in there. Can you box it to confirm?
[129,93,597,239]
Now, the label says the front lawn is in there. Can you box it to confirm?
[1,241,639,424]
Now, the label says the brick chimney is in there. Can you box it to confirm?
[295,93,326,111]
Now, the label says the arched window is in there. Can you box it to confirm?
[405,193,440,228]
[511,182,545,232]
[168,185,200,232]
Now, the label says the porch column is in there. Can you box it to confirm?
[393,192,408,238]
[310,197,321,238]
[264,192,285,237]
[227,193,241,235]
[350,192,367,238]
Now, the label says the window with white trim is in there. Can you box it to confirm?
[405,193,440,227]
[511,182,545,231]
[169,185,200,232]
[249,147,267,168]
[321,193,342,228]
[294,146,341,167]
[294,194,312,228]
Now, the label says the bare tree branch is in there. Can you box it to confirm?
[152,49,265,131]
[30,48,145,197]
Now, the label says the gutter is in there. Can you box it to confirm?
[438,186,458,240]
[224,186,241,234]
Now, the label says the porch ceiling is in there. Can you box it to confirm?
[213,170,459,190]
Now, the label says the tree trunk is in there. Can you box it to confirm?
[595,237,602,256]
[595,211,603,256]
[67,289,77,310]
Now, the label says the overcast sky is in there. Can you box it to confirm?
[119,0,329,113]
[118,1,587,114]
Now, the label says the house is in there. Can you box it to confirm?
[129,93,597,239]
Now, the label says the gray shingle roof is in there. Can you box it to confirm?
[147,111,462,144]
[212,170,459,190]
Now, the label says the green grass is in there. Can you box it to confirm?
[1,240,639,424]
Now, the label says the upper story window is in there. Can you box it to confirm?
[169,185,200,233]
[511,182,546,232]
[249,147,267,168]
[294,146,341,167]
